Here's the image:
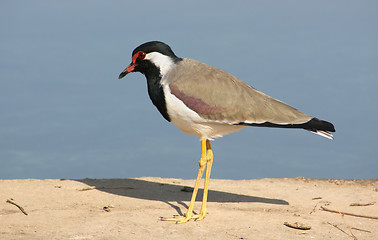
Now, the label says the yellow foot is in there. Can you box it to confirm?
[194,210,207,221]
[161,211,207,223]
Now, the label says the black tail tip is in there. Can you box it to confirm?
[309,118,335,132]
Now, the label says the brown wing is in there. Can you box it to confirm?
[166,58,312,125]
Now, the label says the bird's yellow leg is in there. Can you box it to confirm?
[162,138,208,223]
[194,139,213,221]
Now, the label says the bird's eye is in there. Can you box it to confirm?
[138,51,146,60]
[132,51,146,63]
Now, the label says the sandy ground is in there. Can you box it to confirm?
[1,177,377,240]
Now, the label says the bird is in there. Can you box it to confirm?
[118,41,335,223]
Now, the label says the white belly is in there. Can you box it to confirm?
[163,85,246,139]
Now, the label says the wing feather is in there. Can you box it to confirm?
[165,58,312,125]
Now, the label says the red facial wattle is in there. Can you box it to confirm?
[118,51,146,79]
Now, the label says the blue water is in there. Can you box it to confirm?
[1,1,377,180]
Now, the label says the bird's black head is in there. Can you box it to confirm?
[118,41,181,79]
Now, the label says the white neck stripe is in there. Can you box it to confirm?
[145,52,175,76]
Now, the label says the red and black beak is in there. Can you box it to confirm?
[118,62,136,79]
[119,51,146,79]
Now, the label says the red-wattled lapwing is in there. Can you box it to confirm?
[118,41,335,223]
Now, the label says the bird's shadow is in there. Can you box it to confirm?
[75,178,288,216]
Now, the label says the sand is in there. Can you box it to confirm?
[1,177,377,240]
